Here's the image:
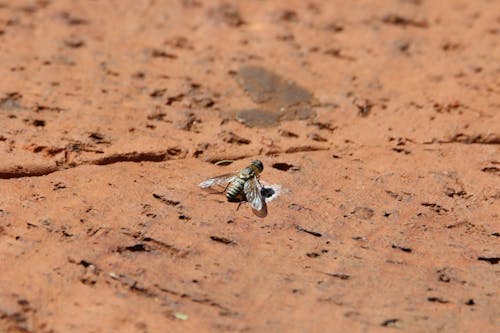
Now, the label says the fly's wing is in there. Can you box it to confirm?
[244,177,267,217]
[198,173,237,188]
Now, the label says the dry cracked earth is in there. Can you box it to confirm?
[0,0,499,332]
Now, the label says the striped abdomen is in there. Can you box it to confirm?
[226,177,246,201]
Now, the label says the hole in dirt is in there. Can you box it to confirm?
[150,88,167,98]
[53,182,66,191]
[32,119,46,127]
[210,236,236,245]
[392,147,411,154]
[64,37,85,48]
[17,299,30,307]
[382,14,428,28]
[427,297,449,304]
[152,193,180,206]
[118,243,150,253]
[326,273,351,280]
[307,132,327,142]
[167,147,183,156]
[477,257,499,265]
[272,162,298,171]
[438,272,451,283]
[88,132,110,144]
[392,244,412,253]
[381,319,399,327]
[149,48,177,59]
[481,166,499,174]
[279,129,299,138]
[465,299,475,306]
[79,260,94,267]
[261,187,275,199]
[421,202,449,214]
[219,131,251,145]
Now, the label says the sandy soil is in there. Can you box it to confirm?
[0,0,499,332]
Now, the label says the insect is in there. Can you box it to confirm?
[198,160,267,217]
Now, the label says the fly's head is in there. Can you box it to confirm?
[251,160,264,174]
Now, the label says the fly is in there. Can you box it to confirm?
[199,160,267,217]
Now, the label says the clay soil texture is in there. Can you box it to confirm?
[0,1,499,332]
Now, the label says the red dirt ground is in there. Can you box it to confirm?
[0,1,499,332]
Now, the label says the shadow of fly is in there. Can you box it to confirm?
[199,160,270,218]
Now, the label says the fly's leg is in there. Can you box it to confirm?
[236,201,248,211]
[209,183,230,195]
[236,195,248,211]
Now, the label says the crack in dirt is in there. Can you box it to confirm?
[0,149,187,179]
[0,145,329,179]
[105,270,239,317]
[119,228,190,258]
[295,225,323,237]
[69,257,234,316]
[154,285,237,316]
[435,133,500,145]
[141,236,190,257]
[0,166,60,179]
[92,150,181,165]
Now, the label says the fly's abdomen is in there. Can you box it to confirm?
[226,178,245,201]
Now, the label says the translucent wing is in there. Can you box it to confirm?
[244,177,267,217]
[198,173,237,188]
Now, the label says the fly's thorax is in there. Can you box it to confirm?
[239,165,260,180]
